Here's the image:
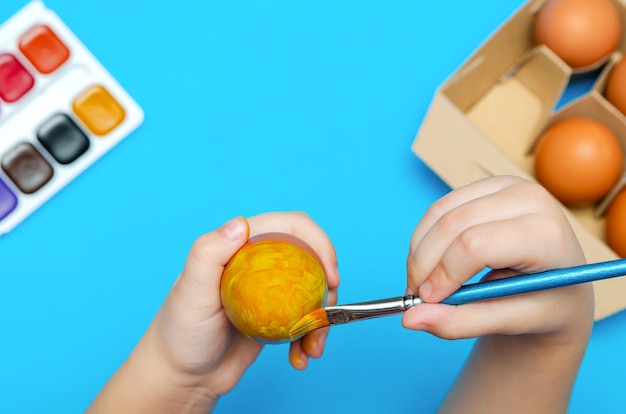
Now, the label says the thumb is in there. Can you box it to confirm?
[177,216,250,307]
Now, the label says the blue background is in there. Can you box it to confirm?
[1,0,625,412]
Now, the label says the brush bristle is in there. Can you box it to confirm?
[289,308,329,340]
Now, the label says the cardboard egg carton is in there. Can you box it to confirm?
[412,0,626,320]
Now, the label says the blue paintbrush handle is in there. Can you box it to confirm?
[441,258,626,305]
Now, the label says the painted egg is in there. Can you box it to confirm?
[220,232,328,344]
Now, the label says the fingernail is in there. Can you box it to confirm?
[419,281,432,301]
[222,216,248,240]
[290,351,307,370]
[290,352,301,366]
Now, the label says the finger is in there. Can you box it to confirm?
[401,297,552,339]
[419,214,550,303]
[403,281,591,339]
[176,216,250,313]
[421,211,583,303]
[288,338,309,370]
[407,178,554,294]
[407,177,521,292]
[289,326,330,369]
[326,287,338,306]
[247,212,340,288]
[409,175,516,248]
[301,327,329,359]
[408,178,565,292]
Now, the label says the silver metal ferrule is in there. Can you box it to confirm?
[325,294,422,325]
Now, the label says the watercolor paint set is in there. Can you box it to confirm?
[0,1,143,235]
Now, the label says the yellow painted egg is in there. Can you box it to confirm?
[220,232,327,344]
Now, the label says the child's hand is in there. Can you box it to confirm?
[403,175,591,338]
[87,212,339,413]
[403,175,594,413]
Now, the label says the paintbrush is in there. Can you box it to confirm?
[289,258,626,341]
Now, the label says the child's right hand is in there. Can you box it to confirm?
[403,175,594,413]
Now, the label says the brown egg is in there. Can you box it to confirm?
[606,58,626,116]
[534,0,621,69]
[606,188,626,257]
[534,117,623,205]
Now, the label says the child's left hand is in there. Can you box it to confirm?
[87,212,340,413]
